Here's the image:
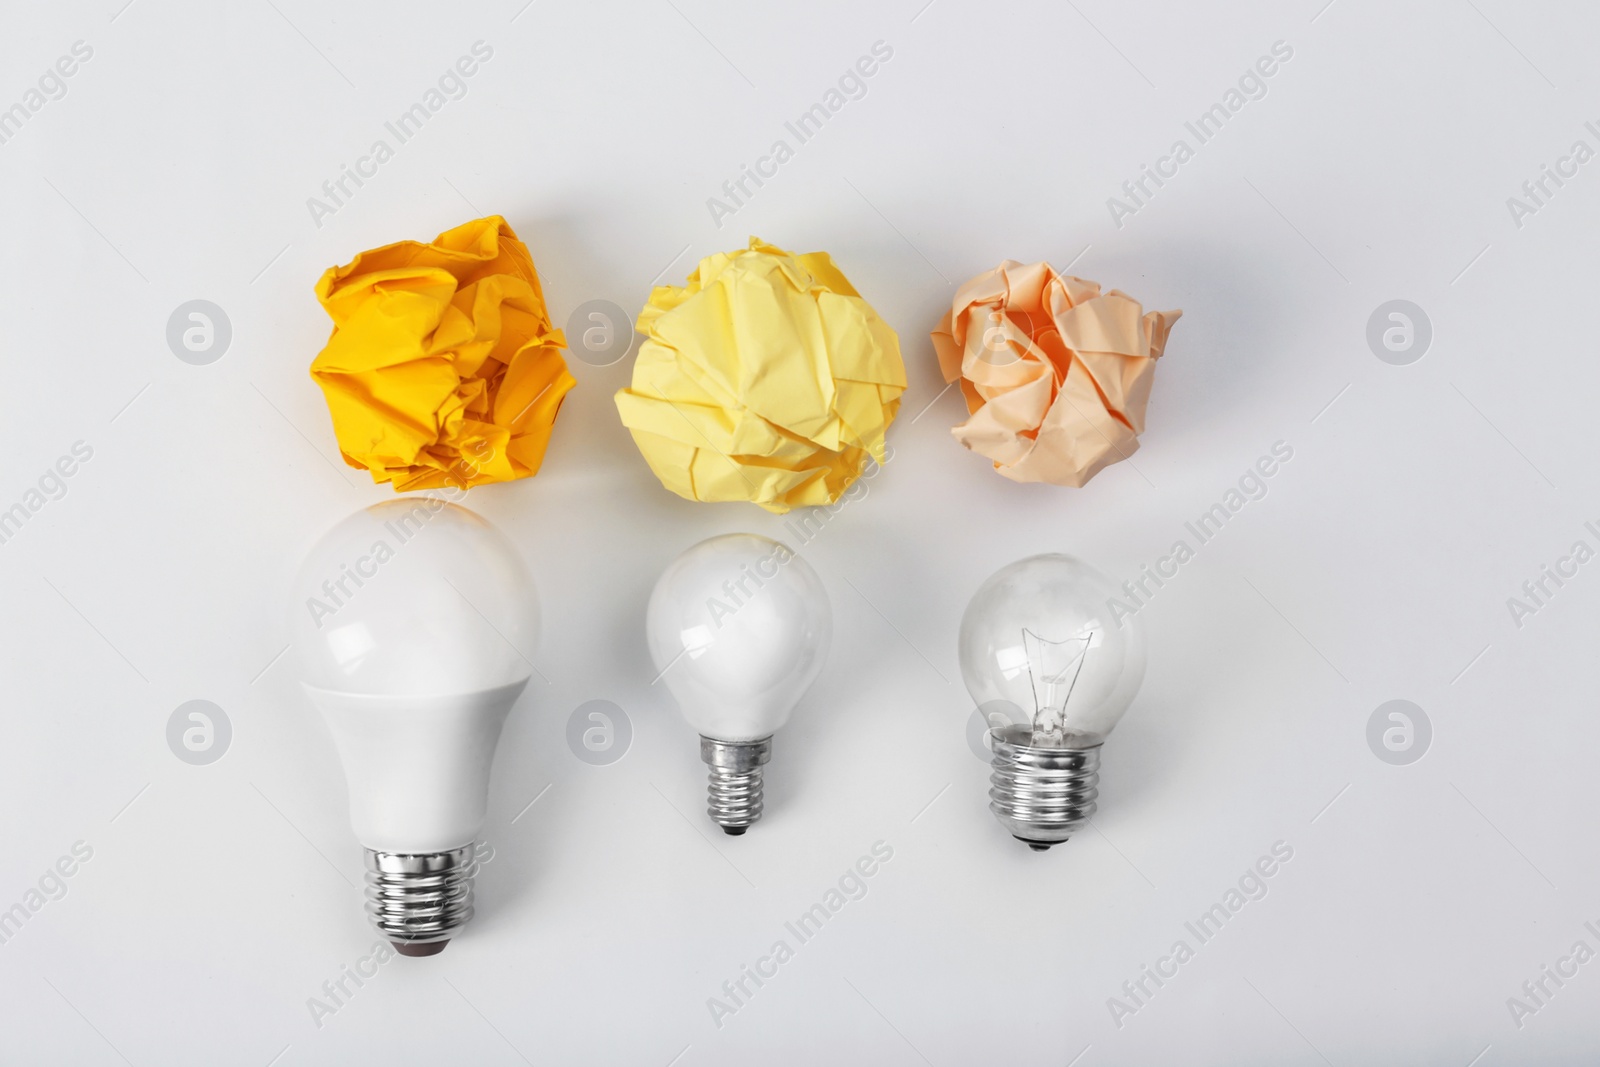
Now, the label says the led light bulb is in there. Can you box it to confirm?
[291,500,537,954]
[647,534,831,834]
[959,554,1146,850]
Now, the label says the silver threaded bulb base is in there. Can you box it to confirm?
[363,845,477,956]
[700,735,772,835]
[988,724,1101,851]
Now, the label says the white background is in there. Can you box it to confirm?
[2,1,1597,1063]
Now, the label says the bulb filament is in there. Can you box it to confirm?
[1023,628,1092,746]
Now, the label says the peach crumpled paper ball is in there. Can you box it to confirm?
[932,261,1180,487]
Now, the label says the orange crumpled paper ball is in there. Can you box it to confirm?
[310,215,574,492]
[932,261,1180,487]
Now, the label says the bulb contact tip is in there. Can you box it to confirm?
[392,940,449,957]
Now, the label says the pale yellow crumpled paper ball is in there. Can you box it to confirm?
[615,238,905,513]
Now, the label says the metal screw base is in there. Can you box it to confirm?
[700,736,771,834]
[988,724,1101,851]
[363,845,477,955]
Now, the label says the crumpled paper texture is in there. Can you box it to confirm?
[310,215,574,492]
[932,261,1180,487]
[615,238,905,513]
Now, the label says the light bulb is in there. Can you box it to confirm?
[291,499,537,954]
[959,553,1146,850]
[646,534,832,834]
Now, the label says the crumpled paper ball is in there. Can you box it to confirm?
[310,215,575,492]
[614,237,905,513]
[932,261,1180,487]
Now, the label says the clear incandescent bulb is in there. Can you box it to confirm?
[291,499,537,954]
[959,553,1146,850]
[646,534,832,834]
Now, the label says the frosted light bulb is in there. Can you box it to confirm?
[291,500,537,954]
[959,554,1146,850]
[646,534,831,834]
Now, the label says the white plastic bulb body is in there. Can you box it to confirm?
[958,553,1146,849]
[646,534,831,833]
[291,499,537,952]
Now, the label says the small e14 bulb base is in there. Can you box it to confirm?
[988,724,1101,851]
[363,845,477,955]
[699,735,772,835]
